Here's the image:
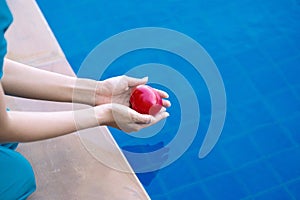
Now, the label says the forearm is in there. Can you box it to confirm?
[2,58,98,105]
[0,82,99,142]
[1,108,99,143]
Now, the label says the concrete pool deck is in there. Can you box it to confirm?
[5,0,150,199]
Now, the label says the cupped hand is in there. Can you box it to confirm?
[95,75,171,108]
[95,103,169,133]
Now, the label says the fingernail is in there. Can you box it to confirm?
[164,91,169,98]
[142,76,149,81]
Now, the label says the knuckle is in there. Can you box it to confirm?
[132,114,141,123]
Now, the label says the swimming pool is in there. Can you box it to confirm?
[37,0,300,199]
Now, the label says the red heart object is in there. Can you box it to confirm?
[130,85,163,115]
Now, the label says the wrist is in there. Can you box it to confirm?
[72,78,98,106]
[94,81,112,105]
[94,104,112,126]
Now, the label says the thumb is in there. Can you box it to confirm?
[126,76,148,87]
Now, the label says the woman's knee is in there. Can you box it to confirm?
[18,156,36,200]
[0,148,36,199]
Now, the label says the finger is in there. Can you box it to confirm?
[162,100,171,108]
[152,111,170,124]
[131,112,152,124]
[159,106,167,113]
[135,111,169,130]
[154,89,169,98]
[125,76,148,87]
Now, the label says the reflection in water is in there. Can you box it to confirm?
[122,142,169,186]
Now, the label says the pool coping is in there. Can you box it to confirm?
[5,0,150,199]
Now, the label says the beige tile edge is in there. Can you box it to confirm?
[5,0,150,199]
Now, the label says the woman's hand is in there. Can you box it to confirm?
[95,75,171,107]
[95,103,169,133]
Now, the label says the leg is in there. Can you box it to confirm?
[0,145,36,200]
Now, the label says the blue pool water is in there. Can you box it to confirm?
[37,0,300,199]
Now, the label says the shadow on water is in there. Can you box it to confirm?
[122,142,169,186]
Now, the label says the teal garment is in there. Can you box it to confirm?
[0,0,13,79]
[0,1,36,199]
[0,143,36,199]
